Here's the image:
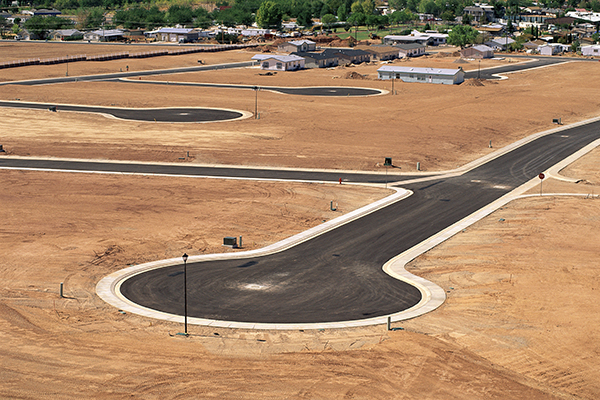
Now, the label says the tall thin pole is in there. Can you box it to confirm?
[254,86,258,119]
[183,253,188,335]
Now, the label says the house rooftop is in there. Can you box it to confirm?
[252,54,305,62]
[286,39,316,46]
[378,65,462,76]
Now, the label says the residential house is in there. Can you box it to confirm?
[149,28,199,43]
[242,28,272,37]
[278,39,316,53]
[383,35,429,46]
[538,43,569,55]
[411,30,448,45]
[320,48,370,64]
[84,29,124,42]
[581,44,600,56]
[290,51,338,68]
[377,65,465,85]
[394,43,426,58]
[523,39,547,51]
[485,37,515,50]
[123,29,146,42]
[355,45,399,61]
[49,29,83,41]
[383,31,447,46]
[463,5,495,22]
[565,11,600,23]
[252,54,305,71]
[23,8,61,16]
[460,44,494,59]
[477,24,505,36]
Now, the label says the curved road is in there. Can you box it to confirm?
[117,79,384,96]
[119,119,600,324]
[0,101,245,123]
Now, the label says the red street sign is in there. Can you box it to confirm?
[539,173,545,180]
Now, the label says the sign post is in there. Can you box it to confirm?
[539,173,545,196]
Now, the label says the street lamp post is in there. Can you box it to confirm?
[182,253,188,335]
[253,86,259,119]
[478,59,481,79]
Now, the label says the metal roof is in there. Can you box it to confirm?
[287,39,316,46]
[157,28,195,34]
[377,66,462,76]
[252,54,305,62]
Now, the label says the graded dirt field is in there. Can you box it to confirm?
[2,43,600,399]
[0,146,598,399]
[1,44,599,171]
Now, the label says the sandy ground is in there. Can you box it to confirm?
[1,44,599,171]
[1,148,598,399]
[1,43,600,398]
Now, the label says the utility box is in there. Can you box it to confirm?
[223,236,237,247]
[384,157,392,166]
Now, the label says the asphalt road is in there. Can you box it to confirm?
[0,101,244,122]
[0,157,422,184]
[119,119,600,324]
[464,56,582,80]
[0,61,255,86]
[117,79,384,96]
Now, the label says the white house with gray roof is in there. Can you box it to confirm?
[377,66,465,85]
[278,39,316,53]
[581,44,600,57]
[252,54,305,71]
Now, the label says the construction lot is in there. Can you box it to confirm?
[1,43,600,399]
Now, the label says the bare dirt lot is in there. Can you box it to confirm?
[1,44,599,171]
[1,43,600,399]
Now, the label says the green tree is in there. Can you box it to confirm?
[296,5,313,26]
[79,7,105,29]
[256,1,283,28]
[351,1,363,14]
[337,4,347,20]
[440,10,455,21]
[347,11,365,26]
[389,9,416,24]
[418,0,439,16]
[321,13,337,28]
[167,5,194,25]
[571,39,580,52]
[361,0,375,14]
[447,24,478,47]
[24,15,72,39]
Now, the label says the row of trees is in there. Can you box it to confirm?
[19,0,541,30]
[114,5,213,29]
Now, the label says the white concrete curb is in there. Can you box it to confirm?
[96,186,417,330]
[95,118,600,330]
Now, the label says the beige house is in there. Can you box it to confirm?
[277,39,316,53]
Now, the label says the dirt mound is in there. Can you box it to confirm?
[344,71,367,79]
[312,35,336,44]
[437,51,461,57]
[453,58,470,64]
[328,38,353,47]
[462,78,485,86]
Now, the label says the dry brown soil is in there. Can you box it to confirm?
[1,43,600,399]
[1,44,599,171]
